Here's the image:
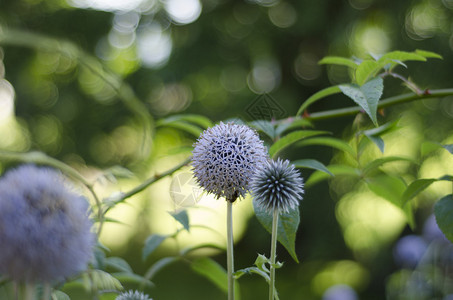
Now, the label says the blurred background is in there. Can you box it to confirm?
[1,0,453,299]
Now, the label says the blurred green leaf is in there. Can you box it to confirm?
[415,49,443,59]
[112,272,154,288]
[296,86,342,116]
[170,210,190,232]
[191,257,230,293]
[269,130,329,158]
[361,120,399,153]
[87,269,123,292]
[319,56,358,69]
[297,137,356,157]
[249,120,276,140]
[52,291,70,300]
[180,243,225,256]
[156,120,204,137]
[144,257,180,282]
[160,114,213,129]
[293,159,333,176]
[339,77,384,126]
[105,257,133,273]
[305,165,360,187]
[379,50,427,64]
[274,118,313,138]
[442,144,453,154]
[142,234,169,261]
[253,201,300,262]
[401,178,438,205]
[362,156,416,176]
[434,195,453,243]
[234,267,270,282]
[355,60,380,86]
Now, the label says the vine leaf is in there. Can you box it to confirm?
[434,195,453,243]
[253,200,300,263]
[339,77,384,126]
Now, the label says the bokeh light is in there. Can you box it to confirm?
[164,0,202,25]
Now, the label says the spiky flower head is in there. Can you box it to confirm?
[192,122,268,202]
[0,165,95,283]
[116,290,152,300]
[250,158,304,213]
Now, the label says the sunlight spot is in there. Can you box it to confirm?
[137,24,172,68]
[68,0,146,12]
[164,0,202,25]
[0,79,15,123]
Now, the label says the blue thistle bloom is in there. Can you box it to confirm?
[0,165,95,283]
[116,290,152,300]
[192,122,268,202]
[250,158,304,213]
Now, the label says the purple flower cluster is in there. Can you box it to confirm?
[192,122,268,202]
[0,165,95,283]
[116,290,152,300]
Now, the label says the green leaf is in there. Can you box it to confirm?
[434,195,453,243]
[415,49,443,59]
[296,85,342,116]
[88,269,123,291]
[275,118,313,137]
[401,178,438,205]
[156,120,204,137]
[144,257,180,281]
[297,137,356,157]
[442,144,453,155]
[339,77,384,126]
[362,156,416,176]
[52,291,70,300]
[269,130,329,158]
[355,60,380,86]
[253,201,300,262]
[379,51,426,63]
[364,135,385,153]
[190,257,238,295]
[170,210,190,232]
[142,234,168,261]
[159,114,213,129]
[292,159,333,176]
[249,120,276,140]
[305,165,360,188]
[180,243,225,256]
[105,257,133,273]
[112,272,154,288]
[318,56,359,69]
[234,267,270,282]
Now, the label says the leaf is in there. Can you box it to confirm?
[442,144,453,155]
[305,165,360,188]
[340,77,383,126]
[234,267,270,282]
[318,56,359,69]
[362,156,416,176]
[364,135,385,153]
[105,257,133,273]
[170,210,190,232]
[292,159,333,176]
[275,118,313,137]
[52,291,70,300]
[159,114,213,129]
[296,85,342,116]
[190,257,229,293]
[253,201,300,262]
[157,120,204,137]
[355,60,380,86]
[180,243,225,256]
[434,195,453,243]
[142,234,168,261]
[144,257,180,281]
[112,272,154,288]
[297,137,356,157]
[249,120,276,140]
[379,51,427,63]
[269,130,329,158]
[88,269,123,291]
[401,178,438,205]
[415,49,443,59]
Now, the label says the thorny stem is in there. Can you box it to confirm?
[227,200,235,300]
[269,209,279,300]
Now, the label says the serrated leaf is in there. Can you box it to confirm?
[340,77,384,126]
[105,257,133,273]
[269,130,329,158]
[305,165,360,188]
[355,60,380,86]
[170,210,190,232]
[142,234,168,261]
[297,137,356,157]
[402,178,438,205]
[318,56,358,69]
[253,201,300,262]
[441,144,453,154]
[415,49,443,59]
[144,257,180,281]
[292,159,333,176]
[296,85,342,116]
[434,195,453,243]
[362,156,416,176]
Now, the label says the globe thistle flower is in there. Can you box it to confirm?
[116,290,152,300]
[0,165,95,283]
[192,122,268,202]
[250,158,304,213]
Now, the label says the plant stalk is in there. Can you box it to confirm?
[227,200,235,300]
[269,209,279,300]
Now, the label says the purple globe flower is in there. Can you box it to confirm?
[192,122,268,202]
[322,284,358,300]
[250,158,304,213]
[393,234,428,268]
[116,290,152,300]
[0,165,95,283]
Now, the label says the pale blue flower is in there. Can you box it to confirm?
[0,165,95,283]
[116,290,152,300]
[192,122,268,202]
[322,284,358,300]
[250,158,304,213]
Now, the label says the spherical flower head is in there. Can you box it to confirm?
[0,165,95,283]
[192,122,268,202]
[116,290,152,300]
[250,158,304,213]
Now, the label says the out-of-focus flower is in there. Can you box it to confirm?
[423,214,449,243]
[322,284,358,300]
[116,290,152,300]
[393,234,428,268]
[192,122,268,202]
[0,165,95,283]
[250,158,304,213]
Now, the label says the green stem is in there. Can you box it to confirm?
[304,88,453,121]
[227,200,235,300]
[269,209,279,300]
[42,283,51,300]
